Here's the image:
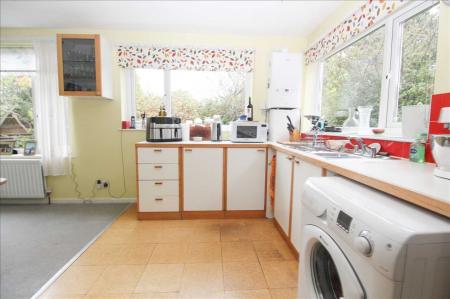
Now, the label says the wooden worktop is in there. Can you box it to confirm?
[271,142,450,218]
[136,141,269,148]
[136,141,450,218]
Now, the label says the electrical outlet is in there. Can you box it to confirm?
[96,179,109,189]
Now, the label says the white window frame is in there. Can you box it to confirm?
[0,44,37,142]
[122,68,253,123]
[386,0,439,128]
[318,0,439,134]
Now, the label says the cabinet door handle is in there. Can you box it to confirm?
[154,198,164,201]
[154,165,163,169]
[287,156,293,161]
[257,149,265,152]
[153,149,162,152]
[154,182,163,185]
[295,160,300,164]
[185,149,192,152]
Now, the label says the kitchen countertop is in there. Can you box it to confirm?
[136,141,268,148]
[271,142,450,218]
[136,140,450,217]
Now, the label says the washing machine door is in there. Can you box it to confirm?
[299,225,365,299]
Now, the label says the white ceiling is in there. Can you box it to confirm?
[1,1,343,37]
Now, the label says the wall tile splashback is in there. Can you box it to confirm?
[300,93,450,163]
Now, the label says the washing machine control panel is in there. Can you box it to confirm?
[353,230,374,256]
[327,204,404,280]
[336,210,352,233]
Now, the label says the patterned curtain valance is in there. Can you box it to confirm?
[117,45,255,72]
[305,0,407,65]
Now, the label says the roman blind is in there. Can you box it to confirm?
[305,0,408,65]
[117,45,255,72]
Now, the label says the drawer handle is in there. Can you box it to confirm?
[154,149,162,152]
[154,198,164,201]
[154,182,163,185]
[154,165,163,169]
[185,149,192,152]
[257,149,265,152]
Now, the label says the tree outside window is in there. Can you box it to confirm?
[0,47,35,147]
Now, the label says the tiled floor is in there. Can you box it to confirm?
[39,205,298,299]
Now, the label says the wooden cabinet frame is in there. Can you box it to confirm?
[57,34,102,96]
[135,143,269,220]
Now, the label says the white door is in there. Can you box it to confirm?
[299,225,365,299]
[291,159,323,252]
[183,148,223,211]
[227,148,266,211]
[274,151,294,236]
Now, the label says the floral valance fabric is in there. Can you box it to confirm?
[117,45,255,72]
[305,0,407,65]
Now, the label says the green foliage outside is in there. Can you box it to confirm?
[397,6,439,121]
[136,73,245,124]
[321,5,439,127]
[0,73,34,147]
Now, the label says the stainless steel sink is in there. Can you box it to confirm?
[283,142,329,152]
[281,142,400,160]
[313,152,362,159]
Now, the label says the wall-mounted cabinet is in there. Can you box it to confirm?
[57,34,112,98]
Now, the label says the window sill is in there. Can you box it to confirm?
[311,131,416,143]
[119,128,145,132]
[0,154,42,160]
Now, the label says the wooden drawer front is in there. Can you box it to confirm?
[139,180,179,197]
[138,148,178,164]
[138,164,179,180]
[139,195,179,212]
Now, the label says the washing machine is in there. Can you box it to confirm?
[298,177,450,299]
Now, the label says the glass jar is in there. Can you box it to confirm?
[342,108,359,133]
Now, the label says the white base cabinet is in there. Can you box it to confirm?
[183,148,223,211]
[274,151,294,236]
[227,148,266,211]
[290,158,322,251]
[137,148,179,212]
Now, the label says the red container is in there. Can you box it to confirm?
[121,120,131,129]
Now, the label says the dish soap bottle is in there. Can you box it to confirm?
[409,133,427,163]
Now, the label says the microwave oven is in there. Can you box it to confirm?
[230,121,268,143]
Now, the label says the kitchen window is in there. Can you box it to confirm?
[319,1,440,130]
[127,68,251,125]
[0,46,36,146]
[388,3,440,125]
[321,26,385,127]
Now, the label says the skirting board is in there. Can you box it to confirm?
[0,197,136,205]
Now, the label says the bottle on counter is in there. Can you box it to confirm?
[141,112,146,129]
[246,97,253,121]
[158,105,167,117]
[409,133,427,163]
[130,115,136,129]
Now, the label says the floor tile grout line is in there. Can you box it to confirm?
[39,216,298,298]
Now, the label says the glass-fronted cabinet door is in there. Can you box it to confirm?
[57,34,102,96]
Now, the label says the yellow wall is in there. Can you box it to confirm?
[435,3,450,94]
[301,1,450,130]
[1,28,306,200]
[301,1,364,127]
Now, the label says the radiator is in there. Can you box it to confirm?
[0,158,46,199]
